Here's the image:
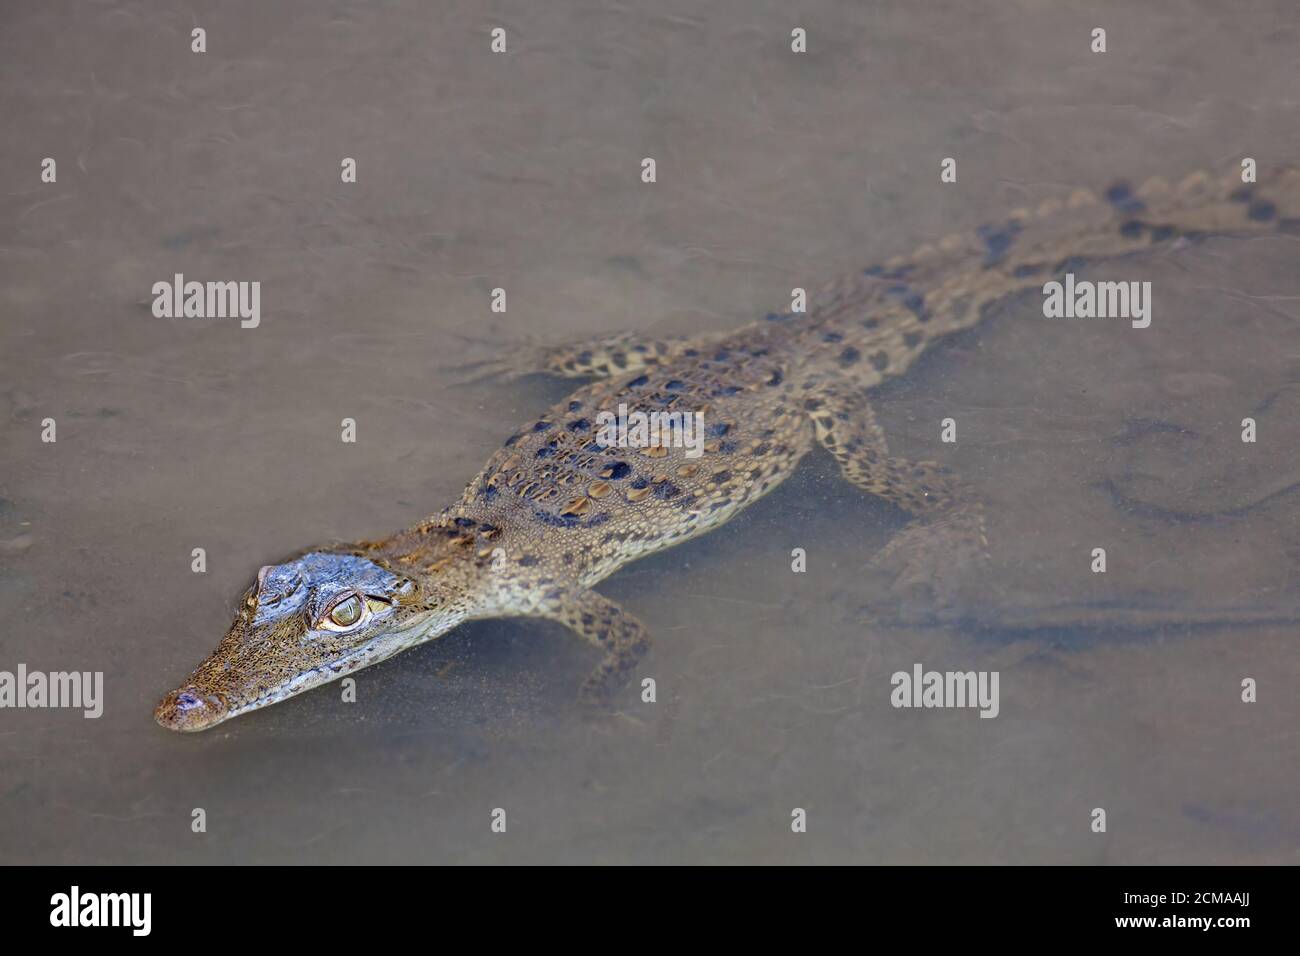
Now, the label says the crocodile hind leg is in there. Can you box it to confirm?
[455,329,726,383]
[805,383,988,622]
[532,587,651,710]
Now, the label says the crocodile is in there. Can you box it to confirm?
[155,167,1300,731]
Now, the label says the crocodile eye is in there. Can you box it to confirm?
[323,594,365,630]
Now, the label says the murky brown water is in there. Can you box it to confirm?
[2,0,1299,864]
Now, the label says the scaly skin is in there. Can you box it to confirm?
[155,168,1300,731]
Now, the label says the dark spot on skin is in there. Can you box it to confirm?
[884,284,929,320]
[454,517,476,527]
[627,374,649,388]
[581,613,594,627]
[767,370,783,386]
[713,350,731,362]
[664,380,684,391]
[654,481,680,500]
[822,331,843,342]
[532,508,608,529]
[1120,219,1144,238]
[576,351,592,364]
[544,589,564,601]
[1104,181,1145,213]
[1012,263,1044,277]
[707,422,731,436]
[566,418,590,431]
[1248,200,1277,222]
[711,471,732,483]
[862,264,884,277]
[752,443,770,456]
[803,399,822,411]
[718,441,737,454]
[503,433,520,447]
[563,552,574,565]
[533,510,582,528]
[883,264,914,280]
[630,478,649,490]
[978,220,1022,267]
[483,485,498,502]
[1150,225,1176,242]
[603,461,632,480]
[1054,255,1087,275]
[533,421,551,432]
[903,331,923,348]
[712,385,742,396]
[839,347,860,367]
[517,554,539,566]
[611,352,628,369]
[568,400,583,412]
[764,312,791,322]
[870,351,890,372]
[536,446,556,458]
[683,348,698,357]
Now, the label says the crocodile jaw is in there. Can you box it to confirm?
[154,611,449,732]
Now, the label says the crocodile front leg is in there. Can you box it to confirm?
[806,382,989,621]
[530,587,651,709]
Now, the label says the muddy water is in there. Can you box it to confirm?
[2,0,1298,864]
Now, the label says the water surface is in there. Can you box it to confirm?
[2,0,1298,863]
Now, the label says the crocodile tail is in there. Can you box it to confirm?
[797,166,1300,378]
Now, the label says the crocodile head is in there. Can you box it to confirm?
[154,548,470,732]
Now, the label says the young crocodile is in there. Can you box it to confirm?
[155,167,1300,731]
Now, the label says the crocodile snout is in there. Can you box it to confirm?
[154,687,229,732]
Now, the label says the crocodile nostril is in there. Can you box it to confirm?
[155,687,226,732]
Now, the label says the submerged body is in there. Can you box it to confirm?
[156,168,1300,731]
